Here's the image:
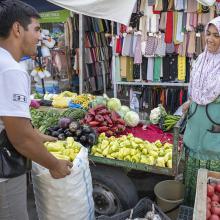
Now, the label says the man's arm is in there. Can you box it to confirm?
[1,116,72,178]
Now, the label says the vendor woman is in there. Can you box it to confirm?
[183,16,220,206]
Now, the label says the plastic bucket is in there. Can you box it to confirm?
[154,180,185,220]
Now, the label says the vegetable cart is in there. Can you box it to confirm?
[89,116,185,217]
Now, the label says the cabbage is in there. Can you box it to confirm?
[107,98,121,112]
[124,111,140,127]
[117,105,130,118]
[91,96,107,108]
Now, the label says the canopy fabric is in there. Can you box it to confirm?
[47,0,137,25]
[21,0,62,12]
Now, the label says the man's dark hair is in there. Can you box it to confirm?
[0,0,40,38]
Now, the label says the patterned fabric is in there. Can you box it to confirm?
[144,36,157,57]
[189,17,220,105]
[155,33,166,57]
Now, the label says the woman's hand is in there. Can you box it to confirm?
[182,100,191,114]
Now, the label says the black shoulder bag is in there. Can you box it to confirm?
[0,129,31,178]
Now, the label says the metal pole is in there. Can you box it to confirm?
[79,14,84,94]
[111,21,117,98]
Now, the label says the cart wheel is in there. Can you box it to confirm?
[91,165,138,217]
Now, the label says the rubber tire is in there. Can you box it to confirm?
[91,164,139,216]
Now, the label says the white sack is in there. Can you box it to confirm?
[32,147,95,220]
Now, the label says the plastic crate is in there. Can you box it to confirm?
[177,205,193,220]
[97,197,171,220]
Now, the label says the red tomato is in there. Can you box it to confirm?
[208,197,212,203]
[212,194,220,202]
[211,201,220,207]
[215,184,220,193]
[207,209,211,219]
[208,185,215,197]
[211,206,220,215]
[209,214,220,220]
[207,203,211,210]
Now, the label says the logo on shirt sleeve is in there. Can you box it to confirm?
[13,94,27,103]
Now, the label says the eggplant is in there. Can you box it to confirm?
[57,128,64,134]
[87,133,97,146]
[51,131,59,137]
[69,121,80,133]
[58,133,65,140]
[52,125,60,131]
[64,129,73,137]
[75,129,82,137]
[82,125,91,134]
[58,118,72,129]
[79,135,87,143]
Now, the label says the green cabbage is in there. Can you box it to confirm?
[124,111,140,127]
[117,105,130,118]
[107,98,121,112]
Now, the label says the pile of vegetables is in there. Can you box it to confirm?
[207,182,220,219]
[161,114,180,131]
[44,137,81,161]
[52,91,77,108]
[71,94,95,109]
[82,105,126,137]
[149,105,167,125]
[46,118,97,148]
[91,133,172,168]
[31,108,85,133]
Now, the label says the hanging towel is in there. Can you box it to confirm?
[153,57,162,82]
[145,36,158,57]
[154,0,163,11]
[187,31,196,57]
[134,34,142,64]
[155,33,166,57]
[165,11,173,43]
[175,12,184,43]
[159,12,167,31]
[147,58,154,81]
[178,55,186,81]
[122,34,132,56]
[168,0,174,10]
[186,0,197,13]
[174,0,184,11]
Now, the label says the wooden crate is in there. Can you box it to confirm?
[193,168,220,220]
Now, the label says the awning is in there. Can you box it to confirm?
[47,0,137,25]
[21,0,62,12]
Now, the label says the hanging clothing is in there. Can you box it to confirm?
[147,58,154,81]
[165,11,173,43]
[178,55,186,81]
[153,57,162,82]
[155,33,166,57]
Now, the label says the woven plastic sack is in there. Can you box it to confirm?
[32,147,95,220]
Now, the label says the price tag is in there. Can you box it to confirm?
[196,32,201,37]
[181,32,184,36]
[122,33,127,38]
[149,32,154,37]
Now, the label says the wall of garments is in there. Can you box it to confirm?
[113,0,220,83]
[65,14,112,93]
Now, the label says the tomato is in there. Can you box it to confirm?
[211,206,220,215]
[207,209,211,219]
[215,184,220,193]
[208,197,212,203]
[209,214,220,220]
[211,201,220,207]
[212,194,220,202]
[208,185,215,197]
[207,203,211,210]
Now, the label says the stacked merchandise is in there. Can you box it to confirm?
[66,14,112,93]
[84,16,112,92]
[113,0,217,83]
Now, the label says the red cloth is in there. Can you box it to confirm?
[125,124,173,144]
[165,11,173,43]
[116,37,122,54]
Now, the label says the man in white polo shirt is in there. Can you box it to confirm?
[0,1,72,219]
